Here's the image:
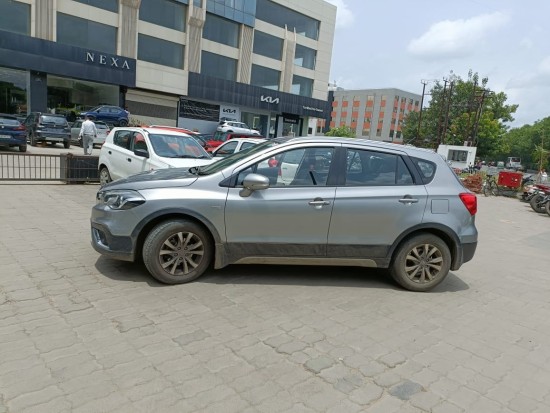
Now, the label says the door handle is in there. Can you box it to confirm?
[399,197,419,204]
[308,197,331,209]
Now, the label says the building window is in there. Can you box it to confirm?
[0,67,27,114]
[201,51,237,81]
[256,0,319,40]
[57,13,116,54]
[205,0,256,27]
[251,65,280,90]
[291,75,313,97]
[138,34,184,69]
[253,31,283,60]
[139,0,186,32]
[203,12,239,47]
[376,128,382,137]
[73,0,118,13]
[294,44,316,70]
[0,0,30,35]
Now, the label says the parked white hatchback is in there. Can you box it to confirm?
[211,137,266,160]
[216,120,260,135]
[98,127,214,185]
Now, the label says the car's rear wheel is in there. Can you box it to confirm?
[390,233,451,292]
[143,220,212,285]
[99,167,112,186]
[19,145,27,153]
[119,119,128,127]
[63,141,70,149]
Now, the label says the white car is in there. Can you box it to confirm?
[98,127,214,185]
[216,120,260,135]
[211,137,266,160]
[71,120,110,147]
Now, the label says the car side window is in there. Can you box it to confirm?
[113,130,132,149]
[217,141,238,155]
[344,149,413,186]
[241,142,256,151]
[410,156,436,184]
[236,147,334,187]
[131,133,147,151]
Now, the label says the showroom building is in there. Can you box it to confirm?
[0,0,336,137]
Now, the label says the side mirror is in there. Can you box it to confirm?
[134,148,149,158]
[240,173,270,197]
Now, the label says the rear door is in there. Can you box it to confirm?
[327,147,428,259]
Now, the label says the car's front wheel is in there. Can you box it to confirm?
[390,233,451,292]
[143,220,212,284]
[63,141,70,149]
[99,166,112,186]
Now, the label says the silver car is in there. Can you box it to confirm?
[71,120,110,147]
[91,137,478,292]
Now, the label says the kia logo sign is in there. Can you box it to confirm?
[260,95,280,104]
[223,109,237,114]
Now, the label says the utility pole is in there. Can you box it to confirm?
[436,79,449,146]
[416,80,428,142]
[472,89,488,147]
[442,81,454,145]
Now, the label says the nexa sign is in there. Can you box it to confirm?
[260,95,280,104]
[85,52,131,70]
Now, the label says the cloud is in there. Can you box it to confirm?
[507,55,550,89]
[325,0,354,28]
[407,12,510,59]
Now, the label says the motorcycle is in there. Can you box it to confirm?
[529,184,550,213]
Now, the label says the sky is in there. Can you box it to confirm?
[326,0,550,128]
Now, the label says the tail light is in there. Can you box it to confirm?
[15,125,26,131]
[459,193,477,215]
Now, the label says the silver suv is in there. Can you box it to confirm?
[91,137,478,292]
[217,120,260,135]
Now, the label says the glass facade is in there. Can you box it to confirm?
[203,13,239,48]
[291,75,313,97]
[57,13,117,54]
[139,0,186,32]
[0,0,30,35]
[256,0,319,40]
[294,44,316,70]
[47,75,119,116]
[253,31,283,60]
[73,0,118,13]
[0,67,27,115]
[206,0,256,27]
[250,65,280,90]
[201,51,237,81]
[138,34,184,69]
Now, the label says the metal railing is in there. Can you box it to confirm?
[0,153,99,183]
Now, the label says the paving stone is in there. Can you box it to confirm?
[304,356,335,373]
[389,380,424,400]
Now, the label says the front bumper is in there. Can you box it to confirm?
[91,222,135,262]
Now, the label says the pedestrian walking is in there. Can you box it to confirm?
[79,115,97,155]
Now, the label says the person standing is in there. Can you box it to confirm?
[79,115,97,155]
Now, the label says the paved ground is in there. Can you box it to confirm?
[1,183,550,413]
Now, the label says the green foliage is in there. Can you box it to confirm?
[402,70,518,156]
[497,118,550,170]
[324,125,356,138]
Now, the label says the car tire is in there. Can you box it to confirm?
[143,219,212,285]
[64,141,70,149]
[119,119,128,127]
[99,167,112,186]
[530,194,545,213]
[19,145,27,153]
[390,233,451,292]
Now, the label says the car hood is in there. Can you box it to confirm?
[103,167,200,190]
[160,158,214,168]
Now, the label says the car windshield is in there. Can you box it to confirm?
[212,131,229,142]
[148,133,211,159]
[96,123,108,129]
[197,140,282,175]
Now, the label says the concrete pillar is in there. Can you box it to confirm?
[34,0,55,40]
[119,0,141,58]
[187,3,206,73]
[29,72,48,112]
[238,26,253,83]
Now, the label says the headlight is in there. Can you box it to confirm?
[96,189,145,210]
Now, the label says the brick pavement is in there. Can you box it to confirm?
[1,183,550,412]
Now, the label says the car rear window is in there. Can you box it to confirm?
[40,115,67,125]
[0,117,20,126]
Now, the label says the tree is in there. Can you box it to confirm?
[402,71,518,158]
[324,125,355,138]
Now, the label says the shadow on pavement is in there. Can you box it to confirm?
[95,257,469,293]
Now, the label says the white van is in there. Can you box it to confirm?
[505,157,523,171]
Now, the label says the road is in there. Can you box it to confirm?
[0,186,549,413]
